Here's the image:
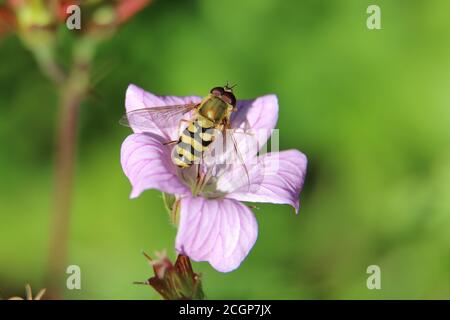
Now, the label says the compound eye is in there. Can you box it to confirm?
[222,91,236,106]
[210,87,225,96]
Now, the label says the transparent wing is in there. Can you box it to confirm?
[201,128,260,195]
[119,104,198,131]
[227,130,251,190]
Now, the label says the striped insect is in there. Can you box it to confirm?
[120,85,250,185]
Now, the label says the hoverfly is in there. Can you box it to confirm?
[120,85,251,190]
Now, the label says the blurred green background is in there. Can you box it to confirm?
[1,0,450,299]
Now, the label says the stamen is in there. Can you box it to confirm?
[193,170,206,196]
[198,166,213,194]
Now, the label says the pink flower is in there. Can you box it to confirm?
[121,84,307,272]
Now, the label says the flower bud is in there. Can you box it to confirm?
[138,251,205,300]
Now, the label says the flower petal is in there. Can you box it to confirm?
[231,94,279,148]
[176,197,258,273]
[125,84,202,140]
[227,150,307,213]
[121,133,190,198]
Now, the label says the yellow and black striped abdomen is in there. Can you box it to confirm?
[172,116,215,168]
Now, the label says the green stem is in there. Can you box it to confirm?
[45,37,96,299]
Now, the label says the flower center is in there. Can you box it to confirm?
[177,165,228,199]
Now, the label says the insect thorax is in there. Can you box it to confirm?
[198,96,229,123]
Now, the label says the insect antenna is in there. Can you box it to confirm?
[224,81,237,91]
